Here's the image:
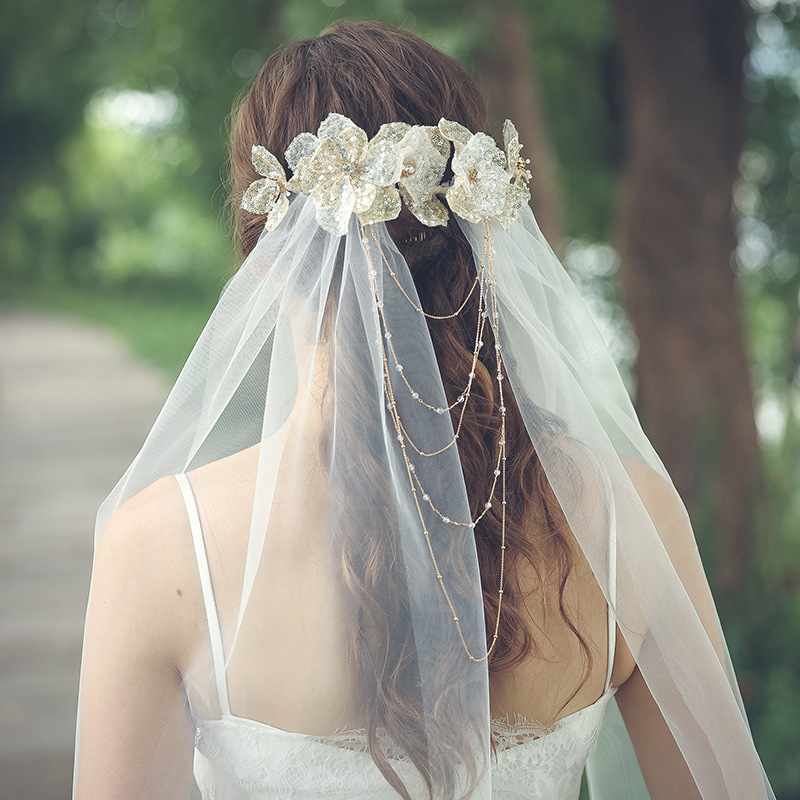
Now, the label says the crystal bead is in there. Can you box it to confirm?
[485,502,492,509]
[422,494,430,501]
[396,364,403,372]
[494,469,500,476]
[443,517,450,524]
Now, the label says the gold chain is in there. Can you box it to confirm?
[360,220,507,663]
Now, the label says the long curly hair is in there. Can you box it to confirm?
[228,20,590,799]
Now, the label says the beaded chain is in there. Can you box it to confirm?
[361,221,507,663]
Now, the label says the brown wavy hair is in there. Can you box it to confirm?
[228,20,589,799]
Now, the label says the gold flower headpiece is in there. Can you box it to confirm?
[241,112,532,236]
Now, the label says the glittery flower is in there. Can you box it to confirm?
[438,119,510,224]
[240,146,291,232]
[495,119,532,229]
[285,113,403,235]
[396,126,450,227]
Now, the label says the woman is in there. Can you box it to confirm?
[73,20,773,800]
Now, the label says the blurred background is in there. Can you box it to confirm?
[1,0,799,797]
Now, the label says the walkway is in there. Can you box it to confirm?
[0,310,169,799]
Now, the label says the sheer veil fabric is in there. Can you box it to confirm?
[74,191,773,799]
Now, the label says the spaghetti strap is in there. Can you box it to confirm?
[175,473,231,716]
[604,484,618,692]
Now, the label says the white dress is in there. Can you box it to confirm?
[178,474,617,800]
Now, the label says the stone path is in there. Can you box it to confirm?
[0,310,169,800]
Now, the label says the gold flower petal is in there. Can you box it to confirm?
[313,171,346,210]
[472,165,511,217]
[241,179,280,214]
[404,193,449,228]
[338,125,369,164]
[286,151,323,194]
[372,122,411,145]
[502,120,521,167]
[315,177,356,236]
[318,112,356,141]
[361,140,403,186]
[251,145,285,183]
[285,133,319,172]
[438,118,473,148]
[446,181,482,223]
[496,183,528,229]
[360,185,402,225]
[351,175,377,215]
[399,126,449,207]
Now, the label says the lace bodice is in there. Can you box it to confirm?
[194,690,614,800]
[178,474,616,800]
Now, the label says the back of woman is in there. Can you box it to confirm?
[73,20,774,800]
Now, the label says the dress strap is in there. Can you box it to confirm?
[604,483,618,693]
[175,473,231,716]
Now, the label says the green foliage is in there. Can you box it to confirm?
[528,0,620,239]
[721,5,800,791]
[3,117,233,297]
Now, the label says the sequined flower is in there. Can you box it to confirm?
[396,126,450,227]
[240,146,291,232]
[438,119,510,224]
[495,119,532,229]
[285,113,403,236]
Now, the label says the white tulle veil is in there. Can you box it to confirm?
[74,111,773,800]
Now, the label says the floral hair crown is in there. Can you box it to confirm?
[240,112,532,237]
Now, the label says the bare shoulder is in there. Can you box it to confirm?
[620,455,686,518]
[618,454,698,559]
[97,476,193,577]
[90,476,203,669]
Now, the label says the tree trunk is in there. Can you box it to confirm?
[612,0,758,596]
[474,0,564,250]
